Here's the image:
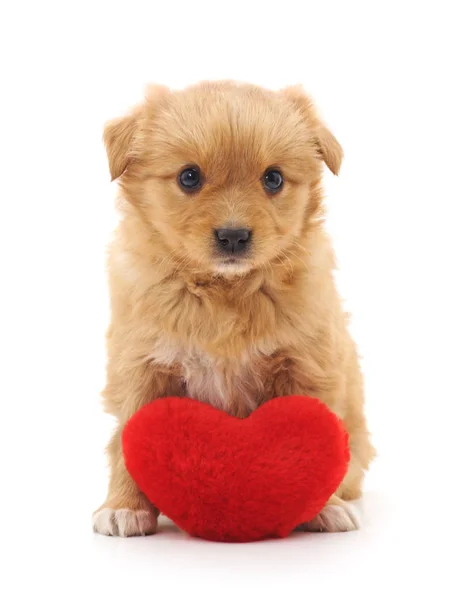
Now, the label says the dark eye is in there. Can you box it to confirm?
[178,166,202,192]
[263,169,284,193]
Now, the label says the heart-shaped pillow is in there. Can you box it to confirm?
[123,395,349,542]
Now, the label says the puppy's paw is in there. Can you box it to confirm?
[300,499,360,533]
[92,506,158,537]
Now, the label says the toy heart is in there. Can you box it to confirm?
[123,395,349,542]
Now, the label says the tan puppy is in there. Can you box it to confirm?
[93,81,375,537]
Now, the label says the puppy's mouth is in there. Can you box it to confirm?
[213,256,252,275]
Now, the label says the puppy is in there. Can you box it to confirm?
[93,81,375,537]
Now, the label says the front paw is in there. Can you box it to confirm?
[92,504,158,537]
[299,498,360,533]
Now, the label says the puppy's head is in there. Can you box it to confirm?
[104,81,342,276]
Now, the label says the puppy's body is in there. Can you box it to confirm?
[93,82,374,537]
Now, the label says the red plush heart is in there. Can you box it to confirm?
[123,395,349,542]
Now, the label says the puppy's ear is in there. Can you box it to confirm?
[103,105,143,181]
[103,85,170,181]
[282,85,343,175]
[314,123,343,176]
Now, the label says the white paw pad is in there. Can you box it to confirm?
[305,502,360,532]
[92,508,158,537]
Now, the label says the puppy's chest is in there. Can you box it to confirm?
[151,339,271,417]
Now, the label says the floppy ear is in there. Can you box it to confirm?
[282,85,343,175]
[103,105,142,181]
[103,85,170,181]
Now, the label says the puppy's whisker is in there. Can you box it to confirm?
[275,254,292,279]
[286,247,309,272]
[276,249,294,279]
[175,255,196,275]
[291,240,311,256]
[266,245,294,280]
[261,258,273,281]
[157,250,179,273]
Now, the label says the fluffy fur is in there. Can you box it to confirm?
[122,396,350,542]
[93,81,375,536]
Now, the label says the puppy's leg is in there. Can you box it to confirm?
[93,425,159,537]
[300,417,374,532]
[337,415,375,502]
[304,403,374,532]
[336,358,376,503]
[267,351,374,533]
[93,343,183,537]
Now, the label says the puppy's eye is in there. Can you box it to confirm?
[178,166,202,192]
[263,169,284,193]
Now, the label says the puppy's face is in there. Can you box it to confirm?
[105,82,342,276]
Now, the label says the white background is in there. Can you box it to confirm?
[1,1,465,598]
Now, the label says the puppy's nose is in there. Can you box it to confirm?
[215,228,252,254]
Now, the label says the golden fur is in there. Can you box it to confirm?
[93,81,375,537]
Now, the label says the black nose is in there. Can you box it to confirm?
[215,228,252,254]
